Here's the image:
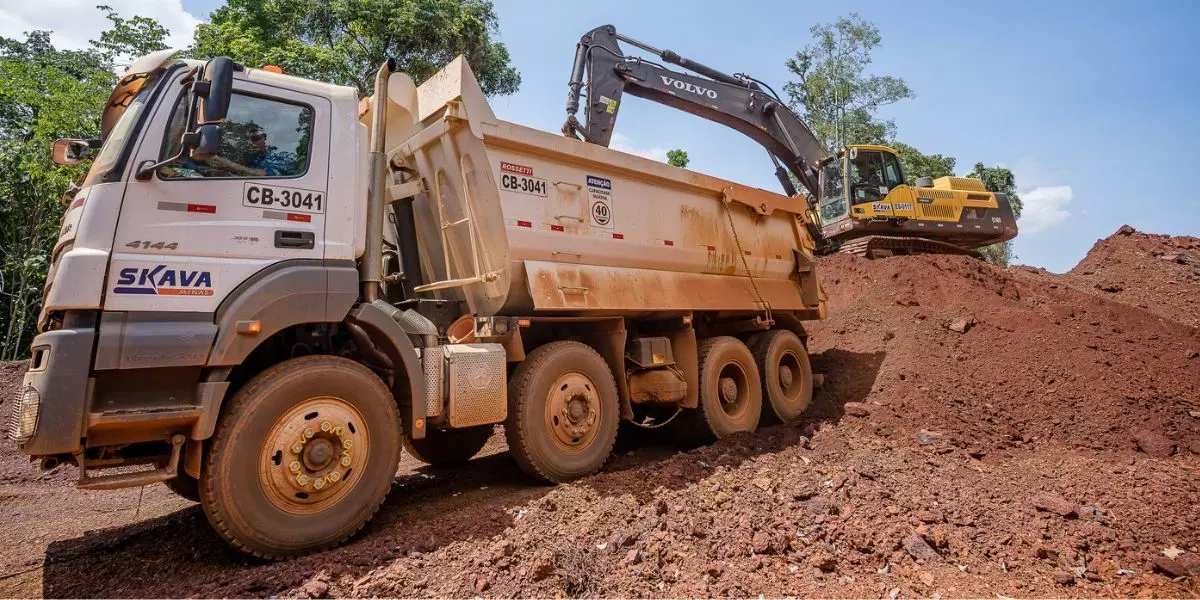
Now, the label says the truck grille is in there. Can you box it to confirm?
[7,385,41,443]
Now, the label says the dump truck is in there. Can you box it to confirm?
[564,25,1019,258]
[9,50,824,558]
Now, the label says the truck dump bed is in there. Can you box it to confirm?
[375,58,824,320]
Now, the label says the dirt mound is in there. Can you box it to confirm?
[1062,224,1200,328]
[2,249,1199,598]
[810,252,1200,458]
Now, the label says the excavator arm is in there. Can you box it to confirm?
[563,25,830,197]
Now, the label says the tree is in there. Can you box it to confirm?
[784,14,913,151]
[0,9,167,359]
[892,141,956,184]
[965,162,1024,266]
[192,0,521,96]
[666,148,689,168]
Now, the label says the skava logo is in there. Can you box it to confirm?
[586,175,611,190]
[113,265,214,296]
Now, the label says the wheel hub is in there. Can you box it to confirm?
[546,372,602,451]
[719,376,739,404]
[261,397,368,514]
[779,365,794,389]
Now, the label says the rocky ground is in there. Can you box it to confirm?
[1,225,1198,598]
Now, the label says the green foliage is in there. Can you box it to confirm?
[192,0,521,96]
[784,13,913,151]
[0,8,167,359]
[666,149,689,168]
[892,141,956,184]
[90,5,172,63]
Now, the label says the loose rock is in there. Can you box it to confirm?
[1152,556,1189,578]
[1134,430,1175,457]
[947,317,975,333]
[903,533,941,562]
[1053,570,1075,585]
[1032,494,1077,517]
[843,402,872,417]
[529,550,554,581]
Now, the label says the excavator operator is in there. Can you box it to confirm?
[851,153,885,203]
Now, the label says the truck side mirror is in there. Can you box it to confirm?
[188,124,223,161]
[52,139,94,166]
[195,57,236,125]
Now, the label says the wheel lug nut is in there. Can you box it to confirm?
[289,461,301,473]
[341,456,352,466]
[320,421,331,432]
[313,477,326,490]
[297,474,310,486]
[329,471,341,482]
[342,438,353,449]
[333,426,344,435]
[292,443,304,454]
[303,428,314,439]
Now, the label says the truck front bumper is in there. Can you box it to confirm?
[8,327,95,456]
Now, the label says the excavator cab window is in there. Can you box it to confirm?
[818,158,849,224]
[850,151,888,204]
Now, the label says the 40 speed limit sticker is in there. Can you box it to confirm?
[586,175,613,228]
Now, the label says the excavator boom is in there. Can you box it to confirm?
[564,25,828,197]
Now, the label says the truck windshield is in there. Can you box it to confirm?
[82,71,163,186]
[818,161,848,223]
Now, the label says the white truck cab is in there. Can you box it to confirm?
[10,51,824,558]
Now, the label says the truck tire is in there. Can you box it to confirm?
[163,474,200,502]
[505,341,619,483]
[402,426,493,467]
[199,355,401,559]
[673,336,762,445]
[750,329,813,423]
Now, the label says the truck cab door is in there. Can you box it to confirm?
[107,70,331,314]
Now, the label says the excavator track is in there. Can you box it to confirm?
[837,235,982,259]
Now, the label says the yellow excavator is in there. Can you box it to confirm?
[563,25,1018,257]
[814,144,1018,256]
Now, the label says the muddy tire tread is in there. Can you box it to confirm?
[505,341,619,484]
[674,336,762,445]
[200,355,398,560]
[751,329,812,423]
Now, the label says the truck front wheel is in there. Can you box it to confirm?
[505,341,619,483]
[199,355,402,559]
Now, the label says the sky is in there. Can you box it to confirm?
[2,0,1197,272]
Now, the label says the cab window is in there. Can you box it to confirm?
[158,92,312,179]
[882,153,905,188]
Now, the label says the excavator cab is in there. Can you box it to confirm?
[816,146,904,227]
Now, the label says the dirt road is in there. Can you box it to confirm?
[2,225,1197,598]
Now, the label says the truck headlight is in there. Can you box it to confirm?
[7,385,40,443]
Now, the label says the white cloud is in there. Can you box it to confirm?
[609,132,669,163]
[1019,185,1073,234]
[0,1,203,56]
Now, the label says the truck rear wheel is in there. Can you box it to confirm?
[505,341,619,483]
[402,426,493,467]
[674,336,762,444]
[750,329,813,423]
[199,355,401,559]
